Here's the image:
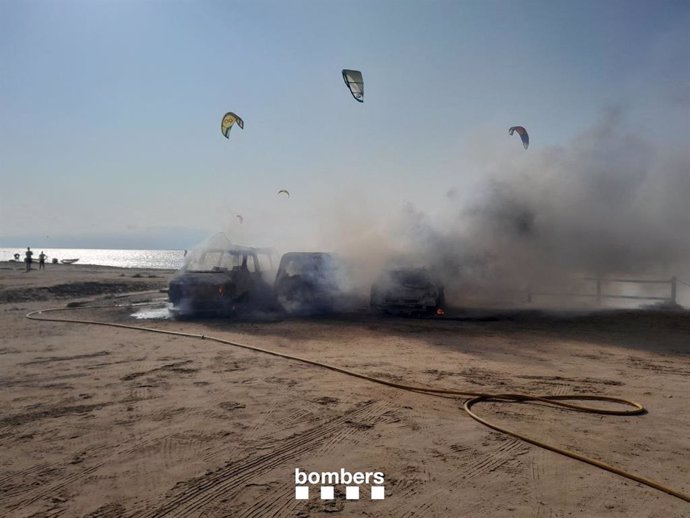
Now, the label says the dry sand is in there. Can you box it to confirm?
[1,262,689,517]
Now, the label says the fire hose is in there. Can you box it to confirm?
[25,304,689,504]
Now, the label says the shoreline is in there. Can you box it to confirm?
[1,260,178,273]
[1,247,186,271]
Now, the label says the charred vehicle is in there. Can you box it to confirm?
[274,252,347,314]
[370,267,445,316]
[168,246,276,317]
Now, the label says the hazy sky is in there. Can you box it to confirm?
[1,0,689,249]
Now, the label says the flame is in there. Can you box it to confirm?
[436,308,445,316]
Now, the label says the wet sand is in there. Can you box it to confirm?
[1,263,689,517]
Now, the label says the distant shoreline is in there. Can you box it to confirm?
[1,248,185,270]
[1,260,179,272]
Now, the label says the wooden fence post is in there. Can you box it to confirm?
[671,276,677,304]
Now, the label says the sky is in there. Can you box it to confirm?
[1,0,689,250]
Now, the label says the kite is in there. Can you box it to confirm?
[235,214,244,224]
[221,112,244,138]
[342,69,364,103]
[277,189,290,198]
[509,126,529,149]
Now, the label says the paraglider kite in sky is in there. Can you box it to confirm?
[277,189,290,198]
[342,69,364,103]
[221,112,244,138]
[235,214,244,224]
[509,126,529,149]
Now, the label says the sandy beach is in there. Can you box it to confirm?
[1,263,689,517]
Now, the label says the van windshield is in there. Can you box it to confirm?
[390,269,431,288]
[184,249,247,272]
[280,254,336,277]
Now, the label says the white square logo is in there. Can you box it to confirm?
[345,486,360,500]
[295,486,309,500]
[371,486,385,500]
[320,486,334,499]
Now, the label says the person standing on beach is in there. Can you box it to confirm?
[24,247,33,272]
[38,251,47,270]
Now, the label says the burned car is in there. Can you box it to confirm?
[274,252,347,314]
[370,267,445,316]
[168,246,276,317]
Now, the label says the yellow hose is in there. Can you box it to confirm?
[25,305,689,504]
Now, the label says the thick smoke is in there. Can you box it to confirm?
[330,109,690,306]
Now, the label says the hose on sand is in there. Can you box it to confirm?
[26,304,689,504]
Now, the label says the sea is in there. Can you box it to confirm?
[1,248,185,270]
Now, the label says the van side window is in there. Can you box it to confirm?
[243,254,256,272]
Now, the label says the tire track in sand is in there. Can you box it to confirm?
[3,430,190,512]
[383,432,529,517]
[138,401,387,518]
[234,484,296,518]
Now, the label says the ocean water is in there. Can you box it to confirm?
[1,248,185,270]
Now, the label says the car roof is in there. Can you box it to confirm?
[387,266,430,273]
[281,252,332,258]
[197,246,272,255]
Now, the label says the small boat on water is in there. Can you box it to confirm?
[60,258,80,264]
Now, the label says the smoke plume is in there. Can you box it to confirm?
[330,109,690,306]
